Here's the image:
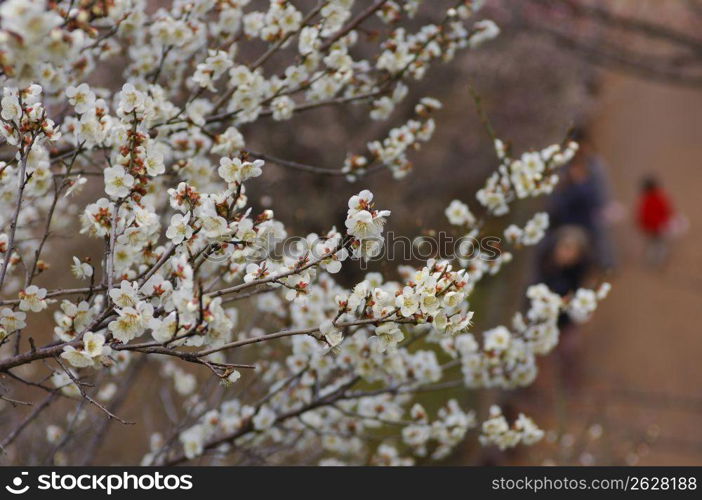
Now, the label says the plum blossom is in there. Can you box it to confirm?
[445,200,476,227]
[104,166,135,199]
[18,285,48,312]
[166,212,194,245]
[61,332,107,368]
[71,257,93,280]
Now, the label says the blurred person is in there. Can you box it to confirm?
[535,226,593,390]
[636,175,674,267]
[548,127,617,272]
[537,226,592,298]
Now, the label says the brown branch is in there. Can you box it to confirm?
[0,307,115,373]
[0,394,32,406]
[112,343,256,372]
[245,150,348,176]
[0,286,106,306]
[55,357,135,425]
[0,136,35,290]
[0,392,58,450]
[521,22,702,88]
[164,375,360,465]
[547,0,702,55]
[195,308,402,358]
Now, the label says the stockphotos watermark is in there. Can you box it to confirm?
[204,231,503,268]
[4,470,193,496]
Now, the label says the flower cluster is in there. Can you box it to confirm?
[61,332,109,368]
[363,97,442,179]
[434,280,609,392]
[0,0,84,88]
[476,140,579,216]
[479,405,544,450]
[445,199,477,228]
[345,189,391,261]
[503,212,550,247]
[1,85,60,145]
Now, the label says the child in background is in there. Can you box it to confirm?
[537,226,593,302]
[536,226,593,390]
[637,176,674,266]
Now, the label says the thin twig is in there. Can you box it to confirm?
[1,392,57,450]
[55,357,135,425]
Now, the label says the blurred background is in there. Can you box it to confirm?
[3,0,702,466]
[255,0,702,465]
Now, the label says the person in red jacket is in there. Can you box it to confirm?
[637,176,673,266]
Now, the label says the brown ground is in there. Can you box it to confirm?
[512,72,702,466]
